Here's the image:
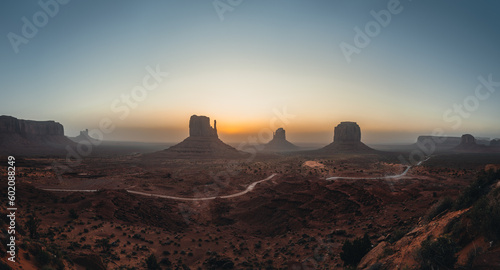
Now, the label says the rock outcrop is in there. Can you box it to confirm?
[453,134,494,153]
[0,115,75,155]
[153,115,245,159]
[460,134,476,145]
[0,115,64,135]
[70,129,101,143]
[334,121,361,143]
[319,122,373,153]
[189,115,217,137]
[263,128,299,152]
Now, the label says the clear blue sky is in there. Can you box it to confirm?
[1,0,499,144]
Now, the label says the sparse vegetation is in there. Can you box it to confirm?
[426,197,454,221]
[340,233,372,267]
[418,236,457,270]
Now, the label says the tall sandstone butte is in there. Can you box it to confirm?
[263,127,298,152]
[334,121,362,143]
[189,115,218,137]
[153,115,244,159]
[320,121,373,153]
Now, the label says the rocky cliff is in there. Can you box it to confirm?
[0,115,75,155]
[263,128,299,152]
[0,115,64,136]
[453,134,499,153]
[319,122,373,153]
[152,115,245,159]
[189,115,217,137]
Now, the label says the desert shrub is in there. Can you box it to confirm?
[426,197,454,221]
[35,250,52,267]
[418,236,457,270]
[469,195,500,241]
[203,252,234,269]
[26,215,40,239]
[454,170,500,210]
[145,254,160,270]
[0,261,12,270]
[387,229,407,244]
[68,209,78,219]
[340,233,372,267]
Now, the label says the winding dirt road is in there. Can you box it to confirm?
[325,157,430,181]
[41,174,277,201]
[41,157,430,200]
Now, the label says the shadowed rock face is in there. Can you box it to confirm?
[152,115,244,159]
[334,122,361,143]
[461,134,476,145]
[0,115,75,155]
[274,128,286,141]
[0,115,64,136]
[453,134,498,153]
[319,121,373,153]
[263,128,298,152]
[189,115,217,137]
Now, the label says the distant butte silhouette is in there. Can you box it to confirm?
[154,115,246,159]
[453,134,500,153]
[0,115,75,155]
[319,121,373,153]
[263,128,299,152]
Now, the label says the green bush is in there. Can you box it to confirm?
[418,236,457,270]
[340,233,372,267]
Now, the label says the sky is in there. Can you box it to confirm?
[1,0,500,144]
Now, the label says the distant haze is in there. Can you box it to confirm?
[1,1,500,144]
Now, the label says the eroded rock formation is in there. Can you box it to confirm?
[0,115,75,155]
[263,128,298,152]
[460,134,476,145]
[453,134,490,152]
[153,115,245,159]
[319,121,373,153]
[0,115,64,136]
[189,115,217,137]
[334,122,361,143]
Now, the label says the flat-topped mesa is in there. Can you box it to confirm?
[318,121,373,153]
[0,115,75,155]
[334,121,361,143]
[189,115,217,138]
[0,115,64,136]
